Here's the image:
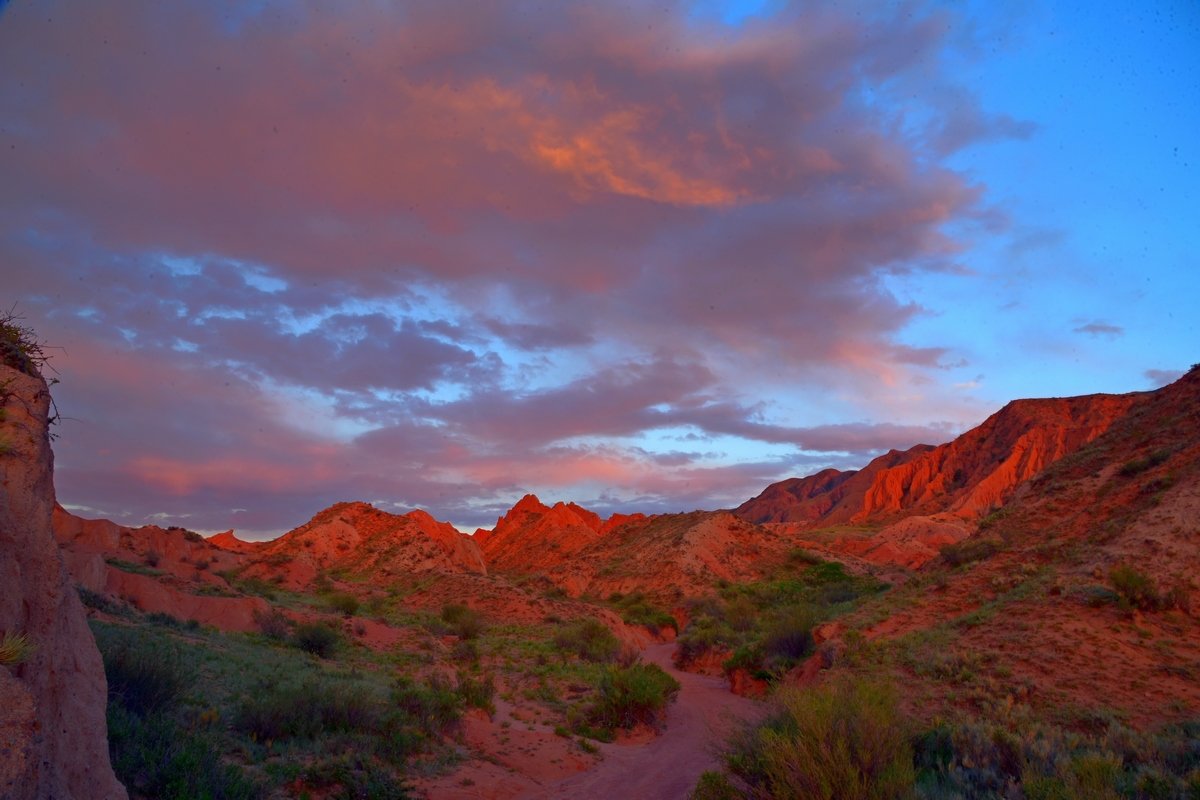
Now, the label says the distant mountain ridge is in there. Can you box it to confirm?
[735,391,1145,529]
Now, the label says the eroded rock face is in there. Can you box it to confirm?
[0,365,126,799]
[736,393,1144,529]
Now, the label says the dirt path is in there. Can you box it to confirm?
[516,643,765,800]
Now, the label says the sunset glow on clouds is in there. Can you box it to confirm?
[1,1,1196,535]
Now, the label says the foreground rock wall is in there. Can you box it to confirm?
[0,364,126,800]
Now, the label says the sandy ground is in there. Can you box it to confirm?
[515,643,765,800]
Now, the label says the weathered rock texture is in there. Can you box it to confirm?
[0,364,126,800]
[240,501,487,590]
[736,392,1144,529]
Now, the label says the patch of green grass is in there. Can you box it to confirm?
[608,592,677,633]
[554,618,622,663]
[1118,448,1171,477]
[677,558,885,679]
[105,558,164,577]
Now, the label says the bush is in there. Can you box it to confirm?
[940,537,1001,567]
[726,677,914,800]
[691,770,739,800]
[0,631,33,666]
[456,670,496,715]
[1119,449,1171,477]
[326,592,361,617]
[0,310,51,376]
[581,662,680,733]
[392,675,461,737]
[1110,564,1163,611]
[294,622,341,658]
[253,607,291,640]
[758,609,816,670]
[440,603,485,640]
[107,702,260,799]
[554,618,621,663]
[103,635,188,717]
[235,679,384,741]
[609,592,678,633]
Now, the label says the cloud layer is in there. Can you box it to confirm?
[0,0,1029,533]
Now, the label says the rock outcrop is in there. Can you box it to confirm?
[240,501,487,589]
[736,392,1144,529]
[478,495,605,574]
[0,363,126,799]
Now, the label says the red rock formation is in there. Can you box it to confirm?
[737,392,1144,530]
[553,511,794,600]
[478,494,603,574]
[207,530,261,554]
[0,363,126,799]
[241,501,486,589]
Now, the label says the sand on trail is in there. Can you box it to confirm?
[515,642,765,800]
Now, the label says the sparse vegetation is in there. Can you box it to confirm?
[0,309,52,377]
[1109,564,1164,611]
[325,591,360,616]
[677,559,885,680]
[608,591,678,633]
[576,662,679,734]
[939,536,1001,567]
[439,603,485,640]
[1118,448,1171,477]
[0,631,34,666]
[293,621,341,658]
[719,676,914,799]
[554,617,622,663]
[252,607,291,640]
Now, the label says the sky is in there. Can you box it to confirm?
[1,0,1196,537]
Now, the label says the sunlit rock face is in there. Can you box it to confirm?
[737,392,1143,528]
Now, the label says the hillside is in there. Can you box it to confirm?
[735,391,1146,568]
[842,365,1200,726]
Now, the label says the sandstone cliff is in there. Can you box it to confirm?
[0,362,126,799]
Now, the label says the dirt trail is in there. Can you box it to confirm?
[517,643,765,800]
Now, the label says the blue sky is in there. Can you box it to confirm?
[0,0,1195,535]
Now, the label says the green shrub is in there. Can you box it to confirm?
[691,770,739,800]
[581,662,680,732]
[609,592,678,633]
[102,635,188,717]
[726,677,914,800]
[326,592,361,616]
[0,311,51,376]
[392,675,461,737]
[235,679,384,741]
[440,603,485,640]
[940,537,1001,567]
[554,618,621,663]
[253,607,291,640]
[1119,449,1171,477]
[294,622,341,658]
[0,631,33,666]
[107,702,261,800]
[758,609,816,670]
[1109,564,1163,611]
[456,670,496,715]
